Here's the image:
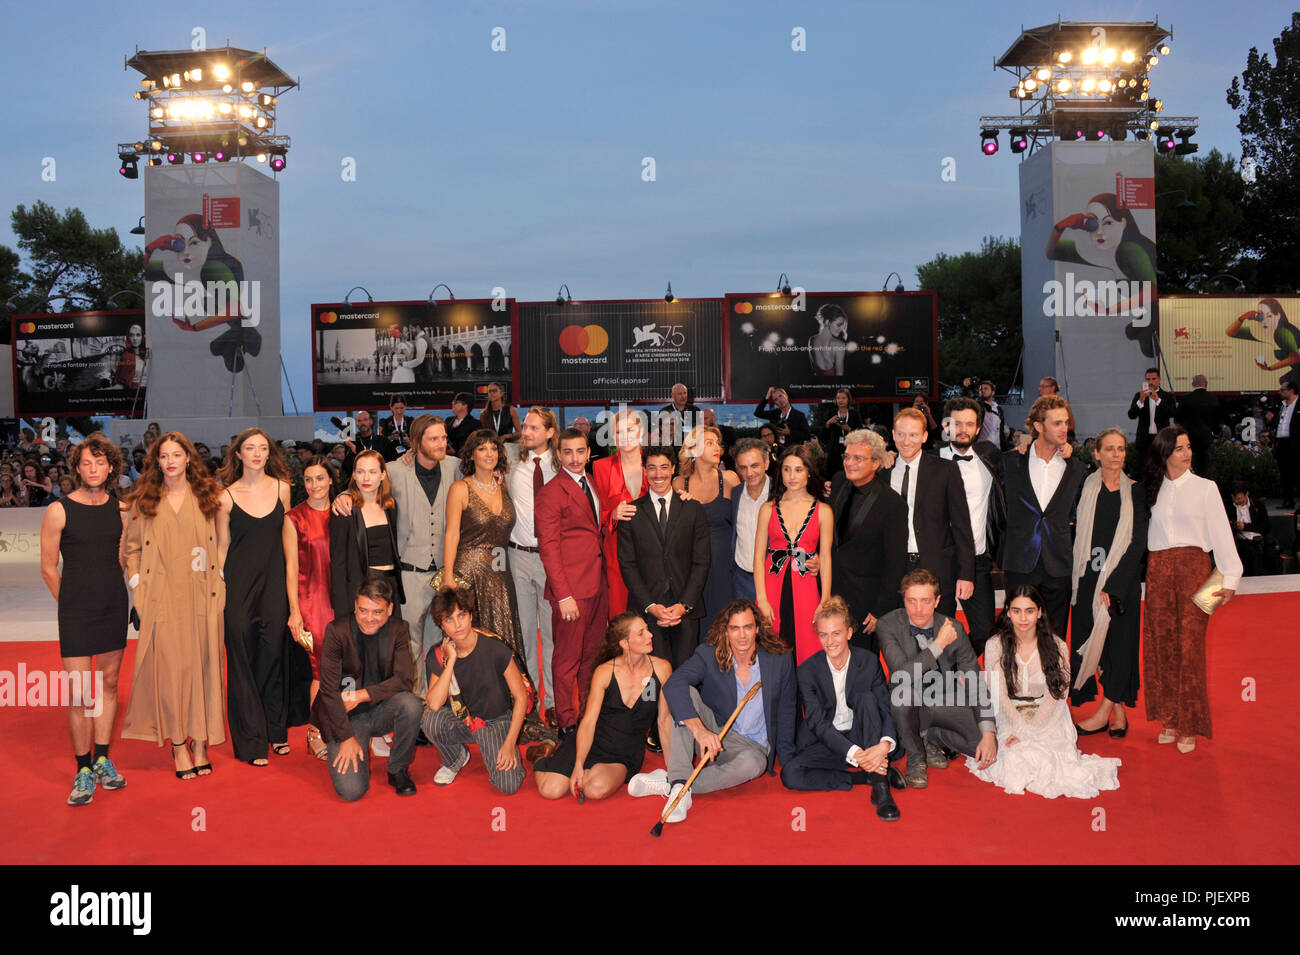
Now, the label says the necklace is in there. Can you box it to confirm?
[470,474,498,492]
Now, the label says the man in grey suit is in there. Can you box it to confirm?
[339,415,460,694]
[876,568,997,789]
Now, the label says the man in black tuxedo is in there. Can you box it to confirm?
[754,386,811,448]
[1225,481,1275,576]
[1272,378,1298,508]
[938,397,1006,656]
[1176,374,1220,477]
[781,597,902,820]
[617,447,711,668]
[1000,395,1086,638]
[444,392,479,457]
[1127,368,1176,467]
[881,408,975,619]
[827,428,906,651]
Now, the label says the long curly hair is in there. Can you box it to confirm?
[458,428,508,479]
[773,442,820,501]
[67,433,124,489]
[129,431,223,519]
[678,424,723,479]
[595,611,648,667]
[219,427,292,485]
[990,585,1068,701]
[705,599,791,672]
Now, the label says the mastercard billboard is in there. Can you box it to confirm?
[12,310,149,417]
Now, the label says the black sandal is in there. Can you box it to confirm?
[272,742,291,757]
[172,743,197,780]
[190,740,213,776]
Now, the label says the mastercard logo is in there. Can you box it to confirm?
[558,324,609,356]
[319,311,338,325]
[19,321,36,334]
[733,302,754,314]
[898,379,912,390]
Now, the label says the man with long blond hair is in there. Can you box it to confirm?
[628,598,794,823]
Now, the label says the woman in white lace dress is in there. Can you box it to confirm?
[967,585,1121,799]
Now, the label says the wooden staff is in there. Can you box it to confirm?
[650,680,763,837]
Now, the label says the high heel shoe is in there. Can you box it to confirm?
[306,727,328,761]
[1176,736,1196,754]
[1108,714,1128,739]
[173,743,197,781]
[1075,723,1107,736]
[190,740,212,776]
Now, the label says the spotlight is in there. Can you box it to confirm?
[1101,48,1117,64]
[118,156,138,179]
[1098,79,1113,93]
[149,139,163,151]
[255,152,268,163]
[1148,55,1159,67]
[1081,77,1096,93]
[166,151,184,164]
[664,282,675,303]
[191,151,207,164]
[1009,128,1029,153]
[1135,130,1151,141]
[778,273,793,295]
[1150,99,1164,113]
[1175,130,1198,155]
[1159,44,1171,56]
[1109,121,1128,141]
[1082,48,1098,65]
[1158,132,1176,152]
[980,129,999,155]
[241,81,255,93]
[1024,78,1037,92]
[213,148,229,162]
[148,156,162,166]
[1057,50,1072,64]
[269,149,286,171]
[257,93,276,108]
[1056,78,1073,93]
[1121,49,1136,64]
[1091,126,1107,141]
[1035,66,1052,81]
[213,64,230,81]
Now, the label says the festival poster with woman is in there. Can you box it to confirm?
[1159,295,1300,392]
[144,163,281,417]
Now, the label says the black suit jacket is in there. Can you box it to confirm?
[880,454,976,595]
[754,400,811,446]
[311,615,414,744]
[828,473,906,631]
[1127,389,1176,440]
[329,507,405,618]
[444,414,480,456]
[938,441,1007,560]
[1223,495,1270,537]
[617,491,711,618]
[999,448,1086,577]
[1176,388,1220,448]
[796,647,897,758]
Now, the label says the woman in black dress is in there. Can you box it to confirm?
[820,387,863,477]
[1070,427,1148,736]
[674,425,740,625]
[39,434,129,805]
[479,381,522,443]
[534,612,673,801]
[218,428,309,765]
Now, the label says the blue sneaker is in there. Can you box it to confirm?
[92,756,127,791]
[67,767,95,806]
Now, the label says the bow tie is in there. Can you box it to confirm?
[952,453,973,462]
[910,625,933,640]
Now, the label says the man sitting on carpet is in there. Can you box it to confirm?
[313,574,424,801]
[628,599,795,823]
[780,597,903,820]
[876,569,997,789]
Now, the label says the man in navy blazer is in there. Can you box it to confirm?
[999,395,1086,638]
[781,597,902,820]
[628,599,796,823]
[728,438,773,602]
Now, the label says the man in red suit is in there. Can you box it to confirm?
[536,428,610,737]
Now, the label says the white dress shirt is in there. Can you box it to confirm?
[508,451,558,547]
[1148,470,1243,590]
[827,654,895,766]
[650,488,672,523]
[1027,444,1067,511]
[1234,501,1260,541]
[734,477,770,571]
[1279,398,1296,439]
[940,445,990,556]
[889,453,921,553]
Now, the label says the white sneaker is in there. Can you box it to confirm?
[370,733,392,757]
[665,783,691,823]
[434,748,470,785]
[627,768,670,798]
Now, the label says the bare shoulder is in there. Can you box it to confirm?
[651,656,673,682]
[723,469,741,489]
[41,499,66,531]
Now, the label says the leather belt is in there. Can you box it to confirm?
[400,562,437,573]
[509,542,539,554]
[906,552,921,563]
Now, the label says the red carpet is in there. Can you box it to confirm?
[3,593,1296,865]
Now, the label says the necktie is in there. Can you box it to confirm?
[532,456,544,495]
[579,476,598,525]
[657,495,668,534]
[952,453,973,462]
[900,463,911,502]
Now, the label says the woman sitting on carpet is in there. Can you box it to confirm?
[967,585,1121,799]
[534,612,673,801]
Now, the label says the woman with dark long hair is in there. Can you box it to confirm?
[754,443,833,663]
[534,612,674,801]
[286,456,336,760]
[1047,192,1158,357]
[1141,426,1241,754]
[967,585,1121,798]
[1225,297,1300,373]
[111,323,148,391]
[217,427,308,765]
[330,449,404,619]
[122,431,228,779]
[479,381,522,442]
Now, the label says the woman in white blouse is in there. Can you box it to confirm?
[1141,427,1241,754]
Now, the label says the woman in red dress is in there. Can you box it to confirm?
[591,408,648,615]
[285,457,334,760]
[754,444,832,664]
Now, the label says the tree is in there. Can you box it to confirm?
[1152,149,1258,293]
[916,235,1023,393]
[1227,11,1300,292]
[8,201,144,312]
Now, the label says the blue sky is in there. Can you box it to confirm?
[1,0,1292,413]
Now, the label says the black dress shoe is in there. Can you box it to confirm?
[887,765,906,790]
[868,773,900,821]
[1108,725,1128,739]
[387,769,417,796]
[1075,723,1106,736]
[645,726,662,754]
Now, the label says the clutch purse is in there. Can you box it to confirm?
[1191,568,1226,615]
[430,568,471,592]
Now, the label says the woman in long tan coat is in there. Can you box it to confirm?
[121,432,228,779]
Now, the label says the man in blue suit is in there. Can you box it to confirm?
[781,597,902,820]
[729,438,772,601]
[628,599,796,823]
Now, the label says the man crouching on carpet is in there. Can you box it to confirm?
[780,597,903,821]
[314,574,424,800]
[628,599,795,823]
